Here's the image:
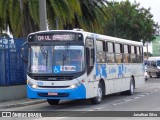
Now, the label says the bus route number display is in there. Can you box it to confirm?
[37,34,74,41]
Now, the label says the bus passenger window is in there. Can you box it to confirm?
[136,46,141,63]
[124,44,130,63]
[115,43,123,63]
[130,46,137,63]
[106,42,115,63]
[140,47,143,63]
[96,40,106,63]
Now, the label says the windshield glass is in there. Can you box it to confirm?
[28,45,85,74]
[29,46,52,73]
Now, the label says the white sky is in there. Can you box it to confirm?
[113,0,160,24]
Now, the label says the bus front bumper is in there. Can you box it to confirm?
[27,84,86,100]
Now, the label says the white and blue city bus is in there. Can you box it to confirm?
[22,29,145,105]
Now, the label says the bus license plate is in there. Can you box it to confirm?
[48,92,58,96]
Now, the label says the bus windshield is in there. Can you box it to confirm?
[28,45,85,74]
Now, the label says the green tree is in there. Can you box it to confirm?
[77,0,108,33]
[47,0,108,33]
[0,0,108,38]
[0,0,39,38]
[104,0,159,43]
[47,0,82,30]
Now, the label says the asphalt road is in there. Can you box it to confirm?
[1,77,160,120]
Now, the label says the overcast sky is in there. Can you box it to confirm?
[113,0,160,24]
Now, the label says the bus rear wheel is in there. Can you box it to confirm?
[47,99,60,105]
[90,83,103,104]
[126,78,134,95]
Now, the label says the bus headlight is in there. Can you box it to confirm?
[27,80,37,89]
[70,84,77,89]
[69,82,82,89]
[32,84,38,89]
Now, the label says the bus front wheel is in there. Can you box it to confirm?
[47,99,60,105]
[90,83,103,104]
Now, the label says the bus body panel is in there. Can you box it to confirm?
[94,63,144,95]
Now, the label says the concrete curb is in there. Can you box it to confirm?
[0,100,46,109]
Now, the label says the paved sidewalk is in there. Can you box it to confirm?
[0,98,46,109]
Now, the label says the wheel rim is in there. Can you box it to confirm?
[97,86,102,102]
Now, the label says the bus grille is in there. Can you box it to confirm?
[38,86,70,88]
[32,76,74,81]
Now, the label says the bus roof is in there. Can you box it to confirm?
[28,29,143,46]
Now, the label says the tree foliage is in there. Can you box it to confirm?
[0,0,108,38]
[0,0,39,38]
[104,0,159,44]
[47,0,108,33]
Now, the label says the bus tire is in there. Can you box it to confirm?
[126,78,134,95]
[47,99,60,105]
[90,83,103,104]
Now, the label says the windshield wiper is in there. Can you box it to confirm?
[40,44,48,68]
[40,44,48,59]
[62,42,70,66]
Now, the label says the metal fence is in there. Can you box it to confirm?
[0,37,27,86]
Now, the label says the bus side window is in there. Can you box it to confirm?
[130,45,137,63]
[96,40,106,63]
[106,42,115,63]
[137,46,140,63]
[139,47,143,63]
[115,43,123,63]
[124,44,130,63]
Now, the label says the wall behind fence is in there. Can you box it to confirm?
[0,37,27,86]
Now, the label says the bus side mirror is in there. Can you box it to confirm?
[21,41,28,63]
[86,48,90,66]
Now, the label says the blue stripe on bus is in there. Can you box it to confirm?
[27,84,86,100]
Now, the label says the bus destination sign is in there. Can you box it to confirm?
[37,34,74,41]
[28,32,83,42]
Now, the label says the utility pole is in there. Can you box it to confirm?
[113,0,117,37]
[39,0,47,31]
[146,42,149,61]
